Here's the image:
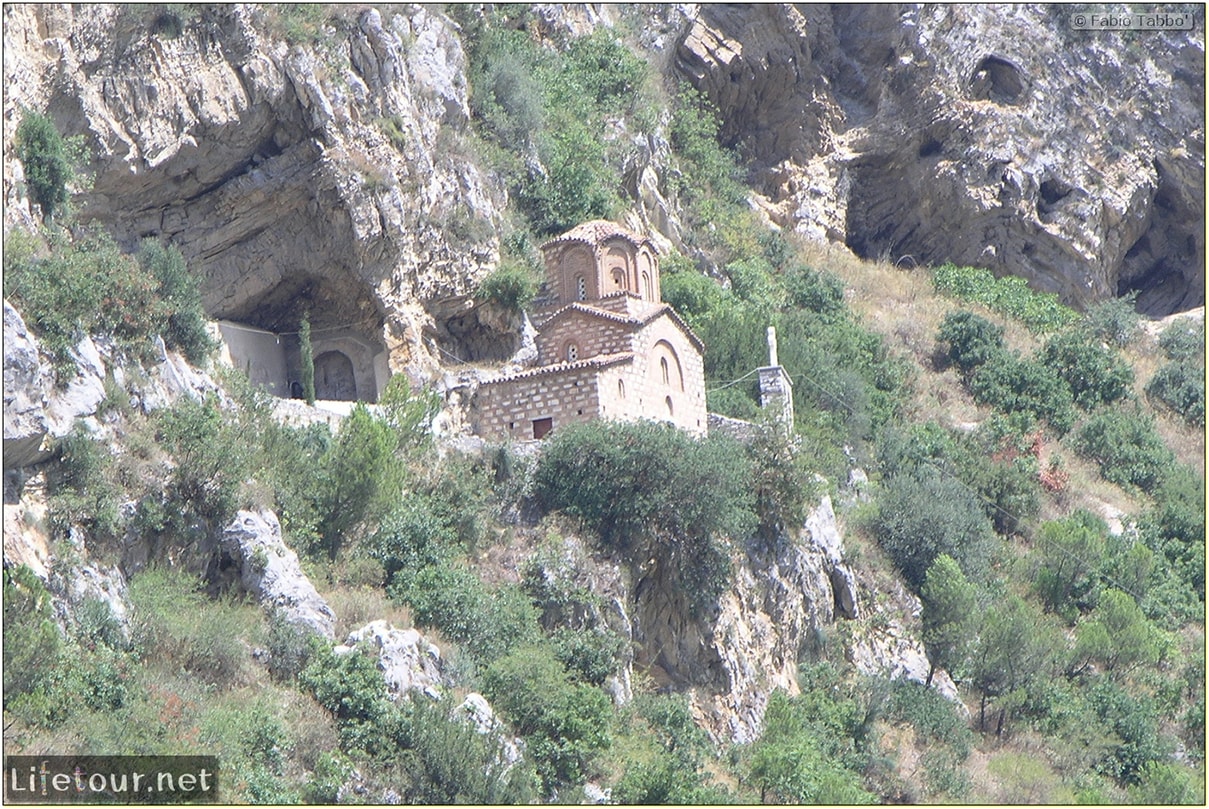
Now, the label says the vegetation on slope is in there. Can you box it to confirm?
[4,8,1204,805]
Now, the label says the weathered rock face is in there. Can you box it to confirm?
[337,620,444,697]
[221,509,336,639]
[3,4,505,379]
[3,300,50,469]
[676,4,1204,315]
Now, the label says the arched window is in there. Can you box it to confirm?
[641,271,651,300]
[660,356,670,385]
[612,268,626,290]
[566,342,579,362]
[618,379,625,399]
[576,275,587,301]
[665,396,674,417]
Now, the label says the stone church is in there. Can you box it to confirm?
[470,220,709,440]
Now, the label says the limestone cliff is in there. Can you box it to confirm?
[675,3,1204,315]
[3,3,505,379]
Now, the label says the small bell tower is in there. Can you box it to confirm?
[758,326,794,430]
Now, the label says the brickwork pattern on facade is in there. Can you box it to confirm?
[470,220,708,441]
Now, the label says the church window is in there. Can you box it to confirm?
[618,379,625,399]
[566,343,579,362]
[612,268,625,290]
[576,275,587,301]
[665,396,674,416]
[660,356,670,385]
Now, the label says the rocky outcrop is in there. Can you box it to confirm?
[221,509,336,639]
[338,620,444,697]
[3,300,51,469]
[631,495,865,743]
[3,4,506,381]
[676,4,1204,315]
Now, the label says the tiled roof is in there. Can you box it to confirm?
[540,220,650,250]
[537,300,706,352]
[480,352,635,385]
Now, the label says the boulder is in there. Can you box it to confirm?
[221,510,335,639]
[337,620,444,697]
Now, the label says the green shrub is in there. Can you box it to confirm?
[1146,360,1204,426]
[937,310,1006,371]
[1039,329,1132,410]
[47,422,121,541]
[1086,678,1167,785]
[16,109,71,221]
[887,680,973,759]
[1082,292,1140,347]
[660,268,729,328]
[920,555,978,690]
[745,688,876,804]
[549,627,622,687]
[128,568,254,686]
[136,239,216,364]
[1032,512,1108,619]
[392,561,539,664]
[482,644,611,792]
[475,260,539,311]
[533,420,754,612]
[156,394,249,525]
[931,263,1078,333]
[1128,761,1204,805]
[316,403,404,559]
[1157,319,1204,361]
[969,351,1076,433]
[397,696,538,803]
[1073,406,1176,493]
[871,470,995,589]
[3,565,68,708]
[4,229,213,378]
[784,264,847,320]
[370,497,457,588]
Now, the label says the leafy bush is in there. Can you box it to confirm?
[534,420,754,612]
[931,263,1077,333]
[475,260,540,311]
[1073,406,1176,493]
[1082,292,1140,347]
[156,394,250,526]
[128,568,254,687]
[870,470,995,588]
[482,644,612,792]
[4,229,213,377]
[1146,360,1205,426]
[1086,678,1168,785]
[784,264,847,320]
[136,239,217,365]
[1032,512,1108,620]
[745,686,876,804]
[1157,319,1204,361]
[920,555,978,688]
[397,697,538,803]
[392,561,539,664]
[3,565,68,709]
[887,680,973,759]
[969,351,1076,433]
[47,423,121,541]
[316,403,404,558]
[1039,329,1132,410]
[16,108,72,221]
[937,310,1006,371]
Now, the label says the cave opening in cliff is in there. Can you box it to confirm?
[213,274,390,403]
[969,55,1028,105]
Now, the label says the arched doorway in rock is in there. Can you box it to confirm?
[314,350,357,401]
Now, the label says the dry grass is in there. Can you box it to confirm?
[325,586,413,639]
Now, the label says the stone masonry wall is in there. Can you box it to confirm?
[472,364,609,440]
[536,310,633,364]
